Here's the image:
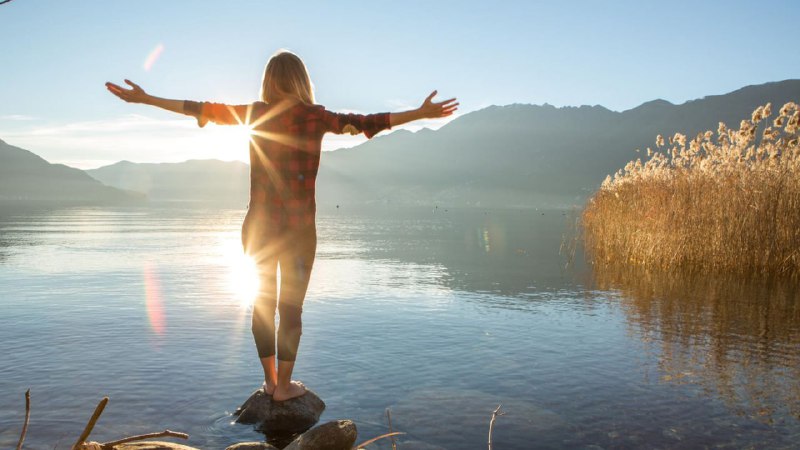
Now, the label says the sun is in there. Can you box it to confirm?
[204,123,255,164]
[220,238,260,307]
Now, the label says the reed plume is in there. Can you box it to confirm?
[582,102,800,279]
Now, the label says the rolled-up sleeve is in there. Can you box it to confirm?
[184,101,256,128]
[321,110,392,139]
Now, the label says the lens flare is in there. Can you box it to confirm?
[220,239,260,307]
[143,43,164,71]
[143,262,166,335]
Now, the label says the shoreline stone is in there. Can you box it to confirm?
[283,420,357,450]
[234,388,325,435]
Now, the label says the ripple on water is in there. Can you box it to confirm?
[1,207,799,449]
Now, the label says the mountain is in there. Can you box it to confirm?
[0,139,143,205]
[85,80,800,208]
[86,159,250,206]
[316,79,800,208]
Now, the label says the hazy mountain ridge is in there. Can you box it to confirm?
[4,80,798,208]
[86,159,250,206]
[0,139,143,205]
[317,79,800,207]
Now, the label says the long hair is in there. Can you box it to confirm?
[260,50,315,104]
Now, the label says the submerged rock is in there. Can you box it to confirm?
[283,420,357,450]
[234,388,326,434]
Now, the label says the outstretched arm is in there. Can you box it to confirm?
[329,91,459,137]
[389,90,458,127]
[106,79,187,114]
[105,79,251,127]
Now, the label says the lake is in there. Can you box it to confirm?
[0,205,798,449]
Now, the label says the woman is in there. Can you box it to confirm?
[106,50,458,401]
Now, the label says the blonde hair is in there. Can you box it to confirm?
[260,50,315,104]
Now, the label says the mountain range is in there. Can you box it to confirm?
[0,138,143,205]
[317,79,800,207]
[2,79,798,208]
[87,159,250,206]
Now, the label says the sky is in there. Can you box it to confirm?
[1,0,799,169]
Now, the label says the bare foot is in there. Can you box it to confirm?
[262,381,277,396]
[272,381,307,402]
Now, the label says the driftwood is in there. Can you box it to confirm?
[487,404,506,450]
[15,391,185,450]
[14,389,505,449]
[72,397,109,449]
[385,408,397,450]
[353,432,405,450]
[60,395,189,450]
[15,389,30,450]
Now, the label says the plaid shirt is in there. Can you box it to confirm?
[185,100,391,230]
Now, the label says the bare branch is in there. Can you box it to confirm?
[488,404,506,450]
[72,397,109,450]
[15,389,31,450]
[385,408,397,450]
[100,430,189,449]
[353,431,405,449]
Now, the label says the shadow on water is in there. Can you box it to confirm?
[593,263,800,423]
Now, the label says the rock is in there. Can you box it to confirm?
[225,442,280,450]
[283,420,357,450]
[234,388,325,434]
[112,442,200,450]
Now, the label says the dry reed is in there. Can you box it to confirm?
[582,102,800,279]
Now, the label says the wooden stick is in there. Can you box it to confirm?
[15,389,31,450]
[353,431,405,449]
[72,397,109,450]
[385,408,397,450]
[488,404,505,450]
[100,430,189,449]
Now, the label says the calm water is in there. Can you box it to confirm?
[0,205,798,449]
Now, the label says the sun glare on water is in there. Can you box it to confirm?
[220,239,260,307]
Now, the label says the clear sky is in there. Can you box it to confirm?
[1,0,798,168]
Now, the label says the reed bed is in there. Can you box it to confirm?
[582,102,800,279]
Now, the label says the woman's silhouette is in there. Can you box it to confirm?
[106,50,457,401]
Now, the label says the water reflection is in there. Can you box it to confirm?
[2,206,799,448]
[317,208,582,298]
[593,264,800,423]
[0,206,39,263]
[0,238,9,263]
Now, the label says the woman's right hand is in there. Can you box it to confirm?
[105,79,150,104]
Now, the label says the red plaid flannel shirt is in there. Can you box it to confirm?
[185,100,391,230]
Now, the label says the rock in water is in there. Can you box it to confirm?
[234,388,325,434]
[283,420,357,450]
